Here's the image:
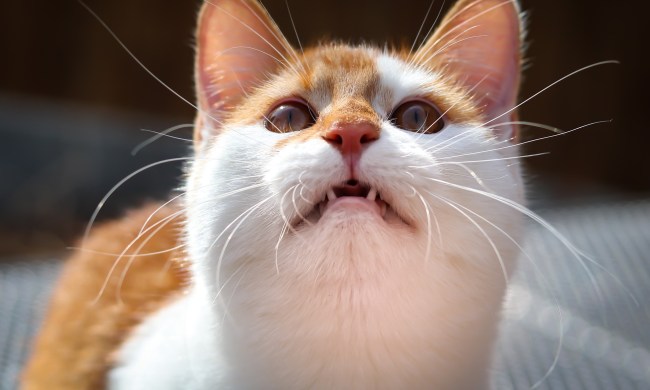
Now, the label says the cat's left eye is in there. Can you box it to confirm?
[389,100,444,134]
[264,101,316,133]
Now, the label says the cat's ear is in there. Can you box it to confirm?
[414,0,524,141]
[194,0,295,144]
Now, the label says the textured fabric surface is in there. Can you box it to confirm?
[1,200,649,389]
[0,257,61,390]
[493,199,650,389]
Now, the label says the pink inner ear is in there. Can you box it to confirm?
[195,0,295,138]
[415,0,523,141]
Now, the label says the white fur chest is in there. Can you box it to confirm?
[110,219,516,390]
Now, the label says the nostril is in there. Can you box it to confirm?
[332,134,343,145]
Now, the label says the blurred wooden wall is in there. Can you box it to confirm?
[1,0,648,194]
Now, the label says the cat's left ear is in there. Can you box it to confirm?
[194,0,295,145]
[414,0,525,141]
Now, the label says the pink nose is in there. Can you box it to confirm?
[322,122,379,159]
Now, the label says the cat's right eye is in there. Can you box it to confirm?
[264,101,316,133]
[389,100,445,134]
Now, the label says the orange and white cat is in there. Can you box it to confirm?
[23,0,526,389]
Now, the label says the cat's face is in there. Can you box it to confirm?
[182,1,526,384]
[186,0,525,301]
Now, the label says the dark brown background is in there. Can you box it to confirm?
[1,0,648,254]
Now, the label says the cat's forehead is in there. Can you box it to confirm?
[227,44,482,127]
[300,45,379,101]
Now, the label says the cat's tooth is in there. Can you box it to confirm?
[380,202,387,218]
[366,187,377,201]
[327,189,337,201]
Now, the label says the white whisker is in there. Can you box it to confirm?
[92,208,185,305]
[437,120,611,161]
[205,0,304,79]
[82,157,192,246]
[131,124,194,156]
[78,1,225,127]
[430,192,510,285]
[424,176,639,307]
[480,61,619,129]
[411,185,437,260]
[436,192,564,389]
[415,151,549,169]
[212,195,275,307]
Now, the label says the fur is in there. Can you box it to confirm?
[23,1,526,389]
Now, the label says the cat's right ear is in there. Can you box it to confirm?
[413,0,524,142]
[194,0,295,145]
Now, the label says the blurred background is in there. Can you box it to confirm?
[1,0,648,253]
[2,1,650,389]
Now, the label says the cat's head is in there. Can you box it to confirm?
[186,0,526,295]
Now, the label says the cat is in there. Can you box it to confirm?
[22,0,527,388]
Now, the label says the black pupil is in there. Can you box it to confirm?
[408,106,425,129]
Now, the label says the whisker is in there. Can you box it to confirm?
[292,184,313,227]
[430,192,509,285]
[437,192,564,389]
[421,126,478,155]
[284,0,307,69]
[424,177,639,307]
[68,245,185,259]
[212,261,248,319]
[91,208,185,304]
[131,124,194,156]
[420,31,486,66]
[82,157,192,246]
[78,0,284,149]
[407,73,489,147]
[205,0,304,79]
[77,1,224,127]
[212,195,275,306]
[116,211,183,302]
[493,120,563,134]
[242,0,306,72]
[415,151,549,169]
[479,61,620,129]
[221,45,295,74]
[219,264,251,324]
[277,185,303,235]
[443,161,496,193]
[139,179,271,236]
[275,222,289,275]
[138,193,185,236]
[411,0,512,65]
[411,186,437,260]
[437,120,611,161]
[408,0,438,57]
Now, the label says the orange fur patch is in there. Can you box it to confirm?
[223,43,483,152]
[21,204,188,390]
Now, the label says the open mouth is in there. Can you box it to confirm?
[299,179,405,226]
[317,179,387,217]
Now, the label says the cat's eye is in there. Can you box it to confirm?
[389,100,444,134]
[264,101,316,133]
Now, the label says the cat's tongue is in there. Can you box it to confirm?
[322,197,386,217]
[319,183,387,218]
